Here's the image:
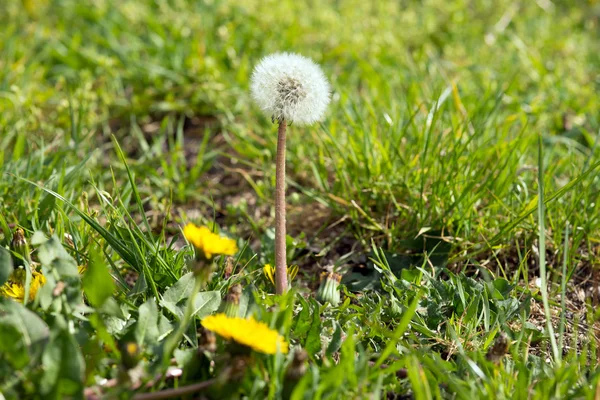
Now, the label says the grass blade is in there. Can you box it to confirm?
[537,134,560,362]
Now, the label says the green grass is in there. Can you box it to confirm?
[1,0,600,398]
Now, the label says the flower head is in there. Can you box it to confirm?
[263,263,298,287]
[251,52,331,125]
[1,270,46,301]
[201,313,288,354]
[183,224,238,260]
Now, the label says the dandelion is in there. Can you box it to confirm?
[250,53,331,125]
[263,263,298,288]
[201,313,288,354]
[0,270,46,302]
[164,224,238,363]
[250,53,330,294]
[183,223,238,260]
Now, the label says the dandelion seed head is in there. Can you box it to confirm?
[250,52,331,125]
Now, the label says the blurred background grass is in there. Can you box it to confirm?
[1,0,600,276]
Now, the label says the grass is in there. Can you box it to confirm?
[1,0,600,398]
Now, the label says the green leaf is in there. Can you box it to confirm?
[293,295,312,337]
[161,272,196,307]
[160,273,221,320]
[82,249,115,306]
[493,278,514,298]
[326,321,343,357]
[20,179,139,272]
[111,135,153,238]
[40,329,85,396]
[88,313,119,355]
[36,234,78,277]
[0,298,50,370]
[0,212,10,242]
[136,298,160,345]
[0,246,13,286]
[192,291,221,319]
[238,285,254,318]
[157,313,173,341]
[304,299,322,356]
[0,319,29,369]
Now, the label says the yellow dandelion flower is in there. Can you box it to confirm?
[201,313,288,354]
[0,271,46,301]
[183,224,238,260]
[263,263,298,286]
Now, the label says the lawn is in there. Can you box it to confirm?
[1,0,600,398]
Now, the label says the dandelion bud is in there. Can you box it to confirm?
[222,284,242,318]
[316,272,341,306]
[11,228,31,266]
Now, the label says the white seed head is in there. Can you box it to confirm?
[250,52,331,125]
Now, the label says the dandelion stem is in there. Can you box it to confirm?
[275,120,288,294]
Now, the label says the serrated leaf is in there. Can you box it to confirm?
[326,321,343,357]
[0,247,13,286]
[293,295,312,337]
[304,299,322,355]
